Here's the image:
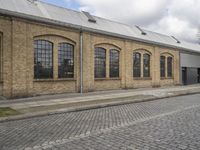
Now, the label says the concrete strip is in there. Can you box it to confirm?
[1,87,200,110]
[0,85,199,105]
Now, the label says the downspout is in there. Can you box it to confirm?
[80,30,83,93]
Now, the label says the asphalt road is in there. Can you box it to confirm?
[1,94,200,150]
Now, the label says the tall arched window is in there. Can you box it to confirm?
[160,56,166,78]
[167,57,173,77]
[58,43,74,78]
[95,47,106,78]
[34,40,53,79]
[143,54,150,77]
[110,49,119,78]
[133,52,141,77]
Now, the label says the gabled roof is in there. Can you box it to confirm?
[0,0,200,53]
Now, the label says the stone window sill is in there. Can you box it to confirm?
[95,78,121,81]
[34,78,76,82]
[133,77,152,80]
[160,77,174,80]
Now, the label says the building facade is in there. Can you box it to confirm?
[0,16,180,98]
[180,52,200,85]
[0,0,199,99]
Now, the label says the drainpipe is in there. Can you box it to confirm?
[80,30,83,93]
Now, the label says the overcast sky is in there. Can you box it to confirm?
[42,0,200,43]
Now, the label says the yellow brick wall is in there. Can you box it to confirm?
[84,32,180,91]
[24,19,80,98]
[0,16,12,98]
[0,17,180,98]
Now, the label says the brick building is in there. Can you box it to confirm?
[0,0,200,98]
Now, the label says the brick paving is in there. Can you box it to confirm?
[1,94,200,150]
[44,105,200,150]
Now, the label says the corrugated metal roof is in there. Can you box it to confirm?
[0,0,200,53]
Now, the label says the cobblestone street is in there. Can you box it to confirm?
[1,94,200,150]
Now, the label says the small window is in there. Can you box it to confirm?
[133,52,141,77]
[167,57,173,77]
[95,47,106,78]
[160,56,165,78]
[143,54,150,77]
[58,43,74,78]
[110,49,119,78]
[34,40,53,79]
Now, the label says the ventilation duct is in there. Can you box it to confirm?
[135,26,147,35]
[171,36,181,44]
[82,11,96,23]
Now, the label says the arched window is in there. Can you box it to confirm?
[58,43,74,78]
[160,56,166,78]
[133,52,141,77]
[95,47,106,78]
[110,49,119,78]
[143,54,150,77]
[167,57,173,77]
[34,40,53,79]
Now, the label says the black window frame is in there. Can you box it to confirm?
[95,47,106,78]
[160,56,166,78]
[167,57,173,77]
[34,40,53,79]
[133,52,141,77]
[58,42,74,78]
[109,49,120,78]
[143,53,150,77]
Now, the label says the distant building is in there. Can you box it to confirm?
[0,0,200,98]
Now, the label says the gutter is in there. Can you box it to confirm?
[0,8,200,54]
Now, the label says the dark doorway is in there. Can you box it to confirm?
[182,67,187,85]
[198,68,200,83]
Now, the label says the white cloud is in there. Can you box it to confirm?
[149,16,198,43]
[74,0,200,43]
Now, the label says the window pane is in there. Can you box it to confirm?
[110,49,119,78]
[143,54,150,77]
[160,56,165,77]
[95,47,106,78]
[167,57,173,77]
[34,40,53,79]
[58,43,74,78]
[133,53,141,77]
